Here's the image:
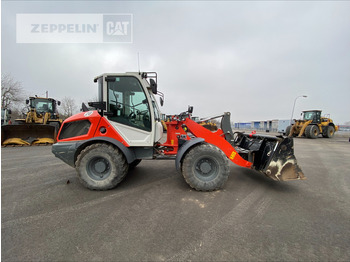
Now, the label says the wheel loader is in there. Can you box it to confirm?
[52,72,305,191]
[192,117,218,131]
[286,110,338,139]
[2,96,63,146]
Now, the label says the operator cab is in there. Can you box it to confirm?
[303,110,321,124]
[93,72,163,147]
[26,97,60,118]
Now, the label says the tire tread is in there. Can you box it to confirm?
[75,143,128,190]
[182,143,229,191]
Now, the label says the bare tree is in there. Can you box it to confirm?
[1,73,25,109]
[60,96,78,118]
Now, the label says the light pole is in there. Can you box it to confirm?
[290,95,307,124]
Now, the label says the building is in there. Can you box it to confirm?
[234,119,292,134]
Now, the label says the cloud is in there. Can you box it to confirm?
[2,1,350,124]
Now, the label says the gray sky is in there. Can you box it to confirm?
[2,1,350,124]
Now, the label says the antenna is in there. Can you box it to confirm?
[137,52,141,74]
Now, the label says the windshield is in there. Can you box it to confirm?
[31,98,54,113]
[303,112,315,120]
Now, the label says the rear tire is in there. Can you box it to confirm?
[306,125,319,139]
[75,143,128,190]
[181,143,230,191]
[323,126,335,138]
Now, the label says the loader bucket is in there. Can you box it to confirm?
[1,124,56,146]
[234,134,305,181]
[258,136,305,181]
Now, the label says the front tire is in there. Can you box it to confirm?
[75,143,128,190]
[306,125,319,139]
[181,143,230,191]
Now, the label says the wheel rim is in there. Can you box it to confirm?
[329,128,334,136]
[87,157,111,180]
[194,157,219,181]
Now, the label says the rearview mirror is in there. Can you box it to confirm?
[188,106,193,114]
[150,79,157,94]
[160,97,164,107]
[88,101,106,111]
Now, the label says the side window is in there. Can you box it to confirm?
[107,76,151,131]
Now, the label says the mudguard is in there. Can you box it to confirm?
[76,137,136,164]
[52,136,136,167]
[175,138,204,171]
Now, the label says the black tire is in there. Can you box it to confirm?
[306,125,319,139]
[323,126,335,138]
[181,143,230,191]
[75,143,128,190]
[285,125,292,136]
[305,125,312,138]
[129,159,142,169]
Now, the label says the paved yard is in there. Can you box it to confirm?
[1,135,350,261]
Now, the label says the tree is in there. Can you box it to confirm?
[60,96,78,118]
[1,73,25,109]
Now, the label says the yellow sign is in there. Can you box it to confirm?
[229,151,236,160]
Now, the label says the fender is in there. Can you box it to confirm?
[175,138,204,171]
[52,136,137,168]
[76,136,136,164]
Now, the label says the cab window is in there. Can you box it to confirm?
[107,76,151,131]
[31,99,53,113]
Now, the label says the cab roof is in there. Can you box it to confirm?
[302,110,322,113]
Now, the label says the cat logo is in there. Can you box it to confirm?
[106,21,130,36]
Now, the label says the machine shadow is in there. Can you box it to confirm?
[229,165,301,193]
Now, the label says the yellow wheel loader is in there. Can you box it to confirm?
[199,121,218,131]
[1,97,63,146]
[286,110,338,139]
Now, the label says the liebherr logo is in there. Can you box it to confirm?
[16,14,133,43]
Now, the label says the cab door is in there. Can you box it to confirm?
[104,75,154,147]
